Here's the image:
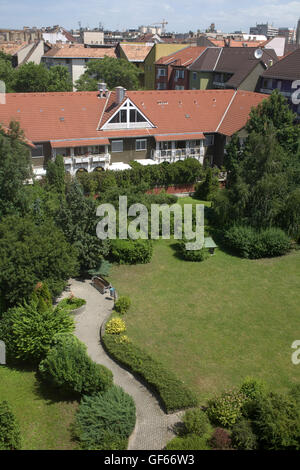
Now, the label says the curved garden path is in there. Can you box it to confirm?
[61,278,182,450]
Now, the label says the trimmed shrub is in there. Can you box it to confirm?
[223,225,291,259]
[39,334,113,396]
[0,401,21,450]
[182,408,212,437]
[103,333,198,412]
[231,419,258,450]
[114,296,131,315]
[166,434,211,450]
[111,239,153,264]
[0,300,74,364]
[105,317,126,335]
[209,428,232,450]
[251,391,300,450]
[178,240,209,262]
[207,389,247,428]
[74,385,136,450]
[56,296,86,311]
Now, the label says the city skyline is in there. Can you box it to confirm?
[0,0,299,33]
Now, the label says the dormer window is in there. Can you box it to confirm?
[101,98,154,130]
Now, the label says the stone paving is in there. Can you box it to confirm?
[62,278,183,450]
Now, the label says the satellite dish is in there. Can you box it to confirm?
[254,48,263,59]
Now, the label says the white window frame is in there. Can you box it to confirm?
[175,69,184,80]
[157,67,167,77]
[111,140,123,153]
[136,139,147,151]
[101,98,154,130]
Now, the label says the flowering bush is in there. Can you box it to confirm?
[105,318,126,335]
[207,389,247,427]
[114,296,131,315]
[115,335,131,344]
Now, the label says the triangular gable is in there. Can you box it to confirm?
[100,97,155,130]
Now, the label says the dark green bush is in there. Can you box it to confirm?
[194,168,219,201]
[178,239,209,262]
[166,434,211,450]
[74,385,136,450]
[114,296,131,315]
[207,389,247,428]
[224,225,291,259]
[103,333,198,412]
[182,408,212,437]
[39,334,113,396]
[0,401,21,450]
[251,391,300,450]
[0,300,74,364]
[111,239,153,264]
[231,419,258,450]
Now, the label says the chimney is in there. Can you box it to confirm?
[97,82,107,98]
[115,86,126,104]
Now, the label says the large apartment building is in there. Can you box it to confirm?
[0,87,269,178]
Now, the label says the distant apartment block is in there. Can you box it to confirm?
[250,23,278,38]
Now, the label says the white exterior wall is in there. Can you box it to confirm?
[26,40,45,64]
[71,58,86,89]
[83,31,104,45]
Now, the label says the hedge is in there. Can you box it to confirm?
[102,333,198,413]
[223,225,291,259]
[110,239,153,264]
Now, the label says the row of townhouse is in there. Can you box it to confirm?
[154,43,300,117]
[0,86,268,179]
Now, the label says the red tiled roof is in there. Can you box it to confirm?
[43,45,116,59]
[0,41,28,55]
[119,43,153,62]
[0,90,269,145]
[156,46,207,66]
[209,39,266,48]
[155,133,205,141]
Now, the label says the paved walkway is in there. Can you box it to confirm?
[61,278,182,450]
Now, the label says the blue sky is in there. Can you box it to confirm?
[0,0,299,32]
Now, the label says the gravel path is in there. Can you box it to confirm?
[61,278,182,450]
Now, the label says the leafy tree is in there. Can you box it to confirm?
[246,90,300,155]
[47,65,73,92]
[224,133,242,188]
[0,56,15,92]
[0,121,32,217]
[75,57,141,91]
[56,180,110,272]
[194,167,219,200]
[0,401,21,450]
[0,300,74,363]
[13,62,50,92]
[46,154,66,196]
[39,334,113,396]
[0,215,78,308]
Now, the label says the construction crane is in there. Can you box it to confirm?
[151,19,168,34]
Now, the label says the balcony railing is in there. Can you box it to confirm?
[151,147,204,163]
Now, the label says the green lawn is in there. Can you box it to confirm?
[0,366,78,450]
[109,199,300,402]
